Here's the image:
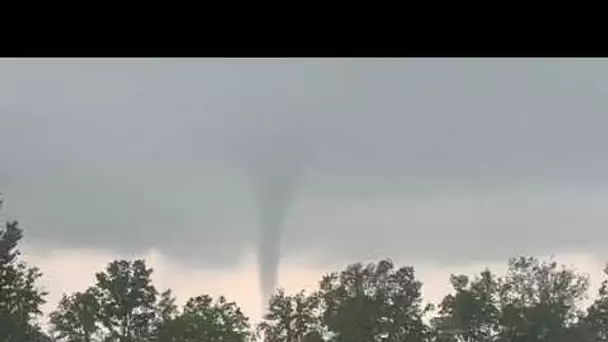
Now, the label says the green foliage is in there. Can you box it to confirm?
[49,259,176,342]
[48,258,250,342]
[94,259,159,342]
[5,195,608,342]
[318,259,430,342]
[434,256,590,342]
[257,289,322,342]
[578,265,608,341]
[153,288,179,336]
[434,270,501,342]
[0,220,48,342]
[49,289,101,342]
[497,256,589,342]
[158,295,250,342]
[43,255,603,342]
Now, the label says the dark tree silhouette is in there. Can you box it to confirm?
[5,192,608,342]
[0,218,48,341]
[318,259,431,342]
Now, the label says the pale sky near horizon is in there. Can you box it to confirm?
[3,58,608,326]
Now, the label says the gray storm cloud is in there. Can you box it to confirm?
[2,58,608,271]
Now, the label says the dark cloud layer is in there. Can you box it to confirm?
[2,58,608,267]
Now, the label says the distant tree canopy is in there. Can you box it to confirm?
[3,197,608,341]
[0,220,48,342]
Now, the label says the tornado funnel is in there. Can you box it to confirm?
[232,116,309,311]
[254,166,299,308]
[237,129,306,310]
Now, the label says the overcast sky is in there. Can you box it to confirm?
[2,59,608,315]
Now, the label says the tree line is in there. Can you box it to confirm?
[4,211,608,341]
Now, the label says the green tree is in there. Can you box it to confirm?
[257,289,322,342]
[433,257,589,342]
[433,270,501,342]
[319,259,430,342]
[152,288,179,341]
[157,295,250,342]
[496,256,588,342]
[94,259,159,342]
[580,264,608,341]
[50,264,179,342]
[49,288,102,342]
[0,219,48,342]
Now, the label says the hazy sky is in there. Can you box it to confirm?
[2,58,608,319]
